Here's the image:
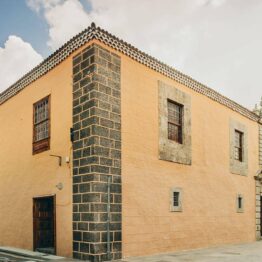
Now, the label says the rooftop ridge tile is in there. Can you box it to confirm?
[0,23,259,122]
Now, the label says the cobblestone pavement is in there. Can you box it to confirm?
[120,241,262,262]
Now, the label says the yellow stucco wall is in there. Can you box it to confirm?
[0,53,74,257]
[120,52,259,257]
[0,39,259,259]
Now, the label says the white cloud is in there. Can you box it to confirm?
[23,0,262,109]
[0,36,43,93]
[26,0,63,13]
[196,0,227,7]
[26,0,92,50]
[45,0,91,50]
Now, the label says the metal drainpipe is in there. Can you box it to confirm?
[107,175,111,261]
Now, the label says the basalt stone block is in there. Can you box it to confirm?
[72,44,121,261]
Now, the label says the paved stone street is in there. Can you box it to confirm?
[0,251,77,262]
[2,242,262,262]
[0,247,72,262]
[120,242,262,262]
[0,251,45,262]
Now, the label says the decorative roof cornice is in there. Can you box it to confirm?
[0,23,259,122]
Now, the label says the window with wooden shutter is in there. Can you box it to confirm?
[234,130,243,162]
[167,100,183,144]
[33,96,50,154]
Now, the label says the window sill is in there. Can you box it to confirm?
[33,138,50,155]
[170,207,183,212]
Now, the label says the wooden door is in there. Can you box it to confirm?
[33,196,56,254]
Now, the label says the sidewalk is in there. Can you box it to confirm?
[2,242,262,262]
[120,241,262,262]
[0,247,78,262]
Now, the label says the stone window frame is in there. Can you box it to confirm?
[158,81,192,165]
[229,119,248,176]
[170,187,183,212]
[236,193,244,213]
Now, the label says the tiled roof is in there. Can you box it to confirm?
[0,23,259,122]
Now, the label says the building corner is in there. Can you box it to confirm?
[71,43,122,261]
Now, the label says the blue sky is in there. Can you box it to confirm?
[0,0,49,56]
[0,0,91,57]
[0,0,261,110]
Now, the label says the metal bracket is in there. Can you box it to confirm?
[50,154,62,166]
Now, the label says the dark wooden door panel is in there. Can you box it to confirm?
[33,196,56,253]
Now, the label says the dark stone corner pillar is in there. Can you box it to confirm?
[72,43,121,262]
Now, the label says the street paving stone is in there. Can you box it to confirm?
[120,241,262,262]
[2,242,262,261]
[0,252,45,262]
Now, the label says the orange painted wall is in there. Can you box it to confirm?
[0,38,259,259]
[0,39,103,257]
[119,52,259,257]
[0,53,74,257]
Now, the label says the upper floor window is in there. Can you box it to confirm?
[159,81,191,165]
[229,119,247,176]
[234,130,243,162]
[167,100,183,144]
[33,96,50,154]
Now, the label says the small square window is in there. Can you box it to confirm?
[236,194,244,213]
[173,192,179,207]
[170,188,182,212]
